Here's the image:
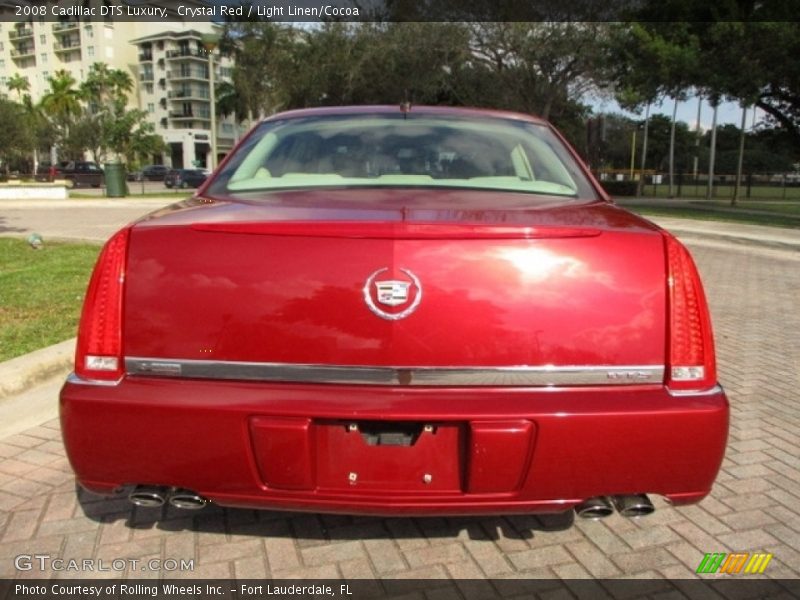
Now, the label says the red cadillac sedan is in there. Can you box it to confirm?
[60,106,728,520]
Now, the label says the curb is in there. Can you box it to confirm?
[0,338,74,401]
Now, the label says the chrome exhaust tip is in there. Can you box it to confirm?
[575,496,614,519]
[168,489,207,510]
[612,494,655,518]
[128,485,167,508]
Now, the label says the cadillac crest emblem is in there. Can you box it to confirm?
[363,268,422,320]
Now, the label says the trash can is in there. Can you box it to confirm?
[104,162,127,198]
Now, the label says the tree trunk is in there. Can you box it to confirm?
[636,102,651,198]
[706,103,718,201]
[732,104,748,207]
[668,98,678,198]
[692,96,702,181]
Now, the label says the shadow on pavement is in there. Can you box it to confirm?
[75,484,575,542]
[0,216,26,234]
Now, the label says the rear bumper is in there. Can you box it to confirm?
[60,375,728,516]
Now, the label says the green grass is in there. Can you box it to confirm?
[0,238,100,362]
[691,200,800,216]
[642,183,800,201]
[622,203,800,229]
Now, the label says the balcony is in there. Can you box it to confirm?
[53,22,80,33]
[170,109,211,120]
[168,89,210,100]
[140,72,154,82]
[54,41,81,53]
[168,69,208,81]
[139,52,153,62]
[166,49,207,60]
[11,47,35,59]
[9,28,34,40]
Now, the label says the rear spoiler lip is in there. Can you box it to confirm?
[189,221,603,240]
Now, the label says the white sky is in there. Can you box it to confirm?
[590,94,763,132]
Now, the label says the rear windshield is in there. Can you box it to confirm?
[206,113,597,199]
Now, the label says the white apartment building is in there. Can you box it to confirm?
[130,29,238,169]
[0,1,238,169]
[0,18,139,103]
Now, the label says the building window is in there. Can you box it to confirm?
[42,71,49,80]
[40,34,46,44]
[0,42,4,51]
[147,103,154,113]
[87,46,94,57]
[84,25,93,38]
[41,53,47,63]
[0,60,4,69]
[145,83,153,94]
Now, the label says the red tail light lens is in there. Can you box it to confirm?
[75,228,130,381]
[664,233,717,391]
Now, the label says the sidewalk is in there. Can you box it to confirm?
[644,215,800,251]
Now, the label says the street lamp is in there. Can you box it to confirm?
[201,33,220,170]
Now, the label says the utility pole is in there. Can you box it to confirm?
[202,34,220,170]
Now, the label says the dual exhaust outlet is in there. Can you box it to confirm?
[128,485,207,510]
[130,486,653,518]
[575,494,655,519]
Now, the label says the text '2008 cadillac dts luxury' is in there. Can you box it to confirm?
[60,106,728,519]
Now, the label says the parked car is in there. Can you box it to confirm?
[164,168,208,189]
[51,160,105,187]
[37,161,104,187]
[132,164,170,182]
[60,106,728,519]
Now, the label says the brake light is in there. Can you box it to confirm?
[664,233,717,391]
[74,228,130,381]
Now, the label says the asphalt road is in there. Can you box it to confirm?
[0,200,799,586]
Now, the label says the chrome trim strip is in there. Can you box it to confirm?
[125,358,664,387]
[66,372,123,387]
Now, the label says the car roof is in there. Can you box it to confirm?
[263,105,548,126]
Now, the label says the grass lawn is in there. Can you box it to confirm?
[692,200,800,216]
[622,203,800,229]
[0,238,99,362]
[642,183,800,201]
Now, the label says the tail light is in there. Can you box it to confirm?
[664,233,717,391]
[74,228,130,382]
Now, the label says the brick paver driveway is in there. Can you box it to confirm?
[1,235,798,582]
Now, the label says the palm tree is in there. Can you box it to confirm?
[40,70,81,123]
[40,70,81,160]
[6,73,30,102]
[81,62,133,107]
